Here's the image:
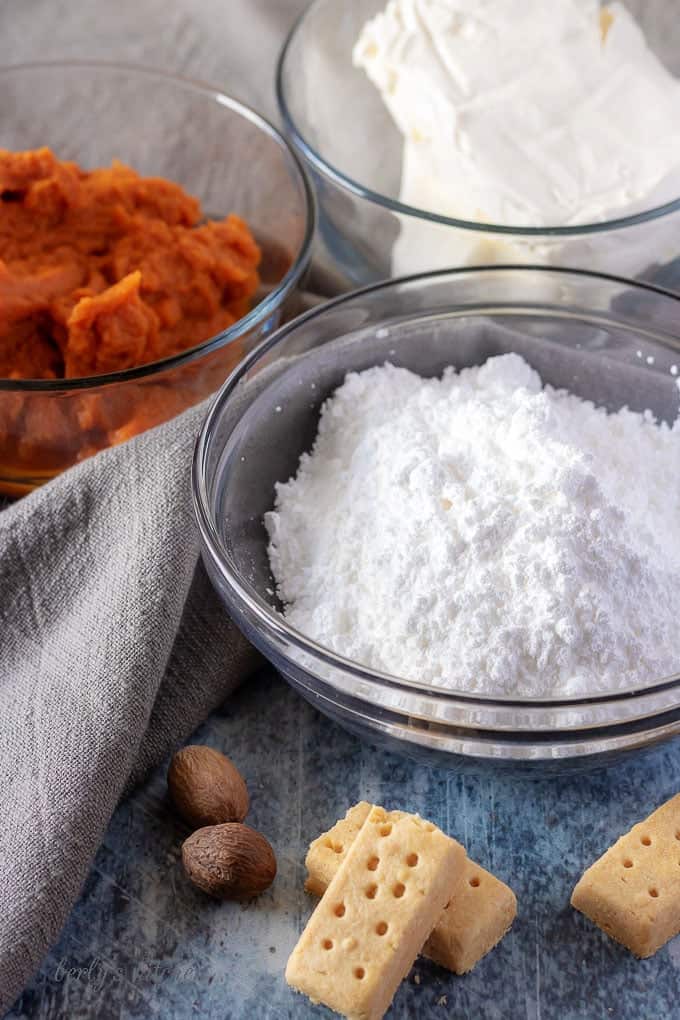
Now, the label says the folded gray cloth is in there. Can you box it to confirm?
[0,402,259,1013]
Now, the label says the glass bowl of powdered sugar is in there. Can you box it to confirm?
[277,0,680,294]
[193,266,680,775]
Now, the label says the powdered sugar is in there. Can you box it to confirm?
[265,354,680,697]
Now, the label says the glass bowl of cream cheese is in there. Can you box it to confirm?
[194,266,680,776]
[277,0,680,292]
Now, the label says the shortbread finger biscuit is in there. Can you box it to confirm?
[571,793,680,958]
[304,803,408,895]
[304,803,374,897]
[306,802,517,974]
[287,806,465,1020]
[423,860,517,973]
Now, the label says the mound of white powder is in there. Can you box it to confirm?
[265,354,680,697]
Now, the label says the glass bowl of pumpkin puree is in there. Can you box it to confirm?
[0,62,314,496]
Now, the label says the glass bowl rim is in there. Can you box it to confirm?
[193,263,680,710]
[276,1,680,239]
[0,59,317,392]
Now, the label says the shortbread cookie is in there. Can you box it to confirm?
[304,803,376,898]
[287,806,465,1020]
[423,859,517,973]
[571,793,680,958]
[306,802,517,974]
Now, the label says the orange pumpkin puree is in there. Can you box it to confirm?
[0,148,263,492]
[0,147,261,380]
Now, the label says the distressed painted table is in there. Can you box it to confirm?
[5,1,680,1017]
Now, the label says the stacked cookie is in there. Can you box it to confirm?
[286,802,517,1019]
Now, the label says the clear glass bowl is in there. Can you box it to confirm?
[0,62,315,496]
[194,266,680,775]
[277,0,680,292]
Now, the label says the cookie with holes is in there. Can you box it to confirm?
[287,805,465,1020]
[305,801,517,975]
[572,793,680,957]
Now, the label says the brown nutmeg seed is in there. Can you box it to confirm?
[168,745,249,828]
[181,823,277,900]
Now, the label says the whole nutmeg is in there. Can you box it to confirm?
[181,823,277,900]
[168,745,249,828]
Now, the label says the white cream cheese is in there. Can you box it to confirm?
[353,0,680,274]
[354,0,680,226]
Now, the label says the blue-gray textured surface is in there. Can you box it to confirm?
[8,667,680,1020]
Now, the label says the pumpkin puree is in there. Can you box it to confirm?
[0,147,261,379]
[0,148,262,491]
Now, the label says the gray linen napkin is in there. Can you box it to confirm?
[0,402,259,1013]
